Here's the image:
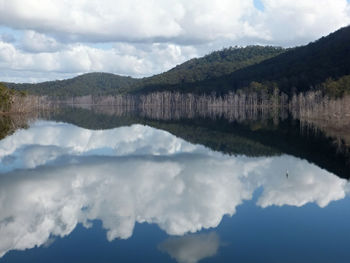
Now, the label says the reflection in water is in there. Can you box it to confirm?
[0,121,349,258]
[158,232,220,263]
[74,100,350,147]
[49,106,350,179]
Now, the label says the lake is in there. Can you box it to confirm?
[0,106,349,263]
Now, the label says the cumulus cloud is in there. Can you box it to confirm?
[0,69,76,83]
[0,40,198,81]
[0,144,252,257]
[0,0,257,44]
[260,0,350,45]
[0,0,349,82]
[253,157,349,208]
[0,121,349,258]
[20,30,64,53]
[158,232,220,263]
[0,121,205,167]
[0,0,348,45]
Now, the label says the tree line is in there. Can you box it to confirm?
[0,82,52,114]
[52,89,349,125]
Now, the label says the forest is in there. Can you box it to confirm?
[0,82,50,114]
[134,25,350,96]
[0,83,14,113]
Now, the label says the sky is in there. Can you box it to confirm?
[0,0,349,83]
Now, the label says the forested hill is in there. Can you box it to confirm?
[6,25,350,97]
[6,46,285,97]
[137,25,350,96]
[223,25,350,95]
[6,73,140,97]
[140,45,285,86]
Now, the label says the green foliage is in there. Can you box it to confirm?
[322,75,350,97]
[0,115,12,139]
[0,82,14,112]
[135,25,350,96]
[6,73,141,98]
[175,25,350,96]
[141,45,285,86]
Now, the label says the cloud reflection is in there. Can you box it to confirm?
[158,232,220,263]
[0,121,348,258]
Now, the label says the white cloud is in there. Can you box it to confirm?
[0,40,198,82]
[20,30,64,53]
[0,69,76,83]
[158,232,220,263]
[0,0,349,81]
[0,0,257,44]
[0,121,348,258]
[0,123,253,257]
[254,157,349,208]
[0,121,204,166]
[260,0,350,45]
[0,0,348,45]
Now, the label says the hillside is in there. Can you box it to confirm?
[141,45,285,86]
[6,72,141,97]
[6,46,285,97]
[136,25,350,96]
[227,25,350,95]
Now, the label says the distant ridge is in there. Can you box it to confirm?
[136,25,350,95]
[6,46,285,97]
[6,72,140,97]
[5,25,350,97]
[223,25,350,94]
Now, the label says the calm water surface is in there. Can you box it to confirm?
[0,109,349,263]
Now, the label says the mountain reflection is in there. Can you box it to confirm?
[0,121,349,258]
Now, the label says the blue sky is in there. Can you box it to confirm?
[0,0,349,83]
[254,0,265,10]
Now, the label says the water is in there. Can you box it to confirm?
[0,107,349,263]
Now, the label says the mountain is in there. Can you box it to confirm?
[6,72,140,97]
[136,25,350,96]
[139,45,285,86]
[222,25,350,95]
[6,46,285,97]
[5,25,350,97]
